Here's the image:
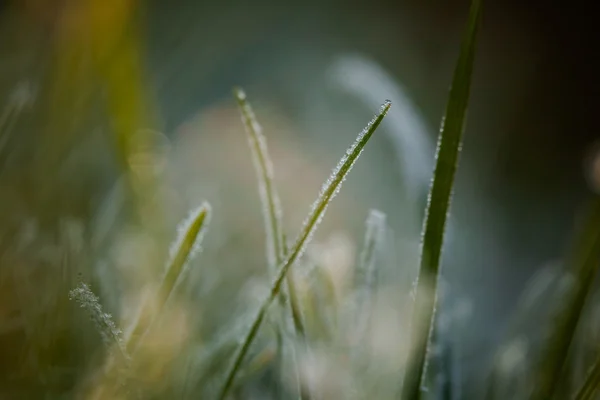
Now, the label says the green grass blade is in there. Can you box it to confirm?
[233,87,306,336]
[160,203,212,308]
[126,202,211,352]
[217,100,391,400]
[531,199,600,399]
[574,350,600,400]
[401,0,482,398]
[233,87,309,399]
[232,88,285,275]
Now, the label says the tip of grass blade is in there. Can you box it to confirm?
[126,202,211,352]
[161,202,211,307]
[233,86,246,99]
[167,202,212,267]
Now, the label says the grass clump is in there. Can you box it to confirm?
[9,0,600,398]
[217,98,392,400]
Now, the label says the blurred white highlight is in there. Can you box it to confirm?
[328,54,433,201]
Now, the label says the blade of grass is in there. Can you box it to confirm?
[233,88,309,399]
[233,87,306,335]
[531,198,600,399]
[574,350,600,400]
[232,88,284,276]
[217,100,391,400]
[126,203,211,352]
[400,0,482,398]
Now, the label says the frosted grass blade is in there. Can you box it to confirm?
[233,88,306,334]
[232,88,285,275]
[532,199,600,399]
[126,203,211,352]
[160,203,211,309]
[217,100,391,400]
[233,88,309,399]
[401,0,482,398]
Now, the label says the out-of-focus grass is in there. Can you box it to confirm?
[4,0,600,399]
[531,199,600,399]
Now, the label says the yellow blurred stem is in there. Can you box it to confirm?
[45,0,164,229]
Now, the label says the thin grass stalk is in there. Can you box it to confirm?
[574,351,600,400]
[217,100,391,400]
[401,0,482,398]
[233,87,306,335]
[126,203,211,353]
[532,198,600,399]
[233,88,309,399]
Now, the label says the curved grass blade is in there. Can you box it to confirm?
[401,0,482,398]
[233,88,306,335]
[234,88,309,399]
[531,199,600,399]
[217,100,391,400]
[126,202,211,352]
[232,87,285,276]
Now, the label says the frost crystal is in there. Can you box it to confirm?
[167,202,212,269]
[69,282,126,355]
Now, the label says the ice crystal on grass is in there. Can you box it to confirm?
[69,282,127,358]
[167,203,212,270]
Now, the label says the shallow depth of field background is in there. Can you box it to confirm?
[0,0,598,398]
